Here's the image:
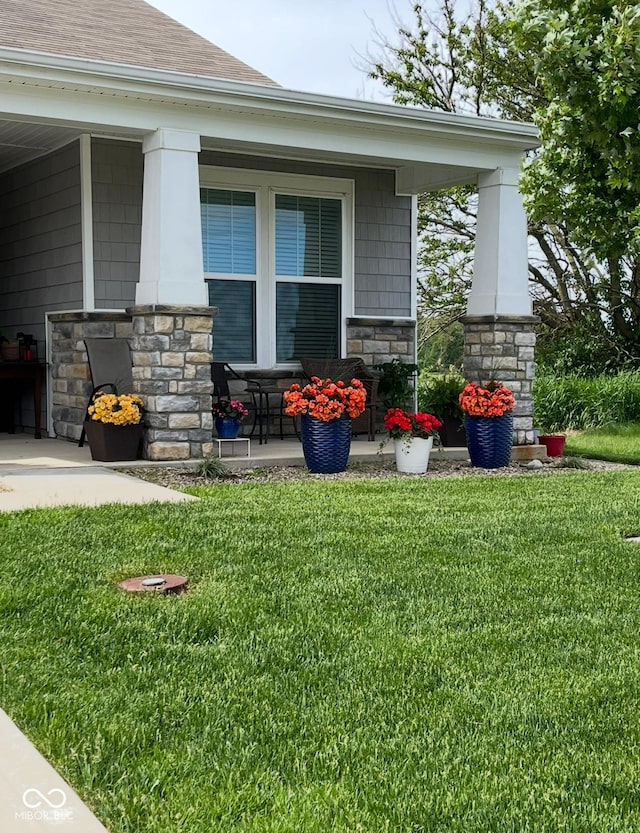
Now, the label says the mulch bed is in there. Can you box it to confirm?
[122,456,636,490]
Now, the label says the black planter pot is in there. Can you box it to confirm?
[83,421,143,462]
[438,415,466,447]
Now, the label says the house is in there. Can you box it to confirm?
[0,0,539,460]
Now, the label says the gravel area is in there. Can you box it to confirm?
[122,456,637,489]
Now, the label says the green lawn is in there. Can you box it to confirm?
[565,422,640,464]
[3,473,640,831]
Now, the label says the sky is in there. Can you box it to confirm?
[147,0,417,102]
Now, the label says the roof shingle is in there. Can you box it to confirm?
[0,0,277,86]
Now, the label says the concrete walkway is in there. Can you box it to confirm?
[0,709,109,832]
[0,435,197,511]
[0,432,406,511]
[0,466,199,511]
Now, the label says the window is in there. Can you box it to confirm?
[201,188,256,363]
[275,195,341,279]
[200,168,353,367]
[208,279,256,363]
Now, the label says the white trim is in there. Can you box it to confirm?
[199,166,354,196]
[200,167,354,369]
[410,195,418,323]
[44,312,54,437]
[0,46,538,147]
[0,49,538,195]
[201,143,398,172]
[79,134,95,311]
[348,315,417,323]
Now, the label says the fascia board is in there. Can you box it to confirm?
[0,80,529,178]
[0,47,539,154]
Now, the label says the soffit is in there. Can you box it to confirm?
[0,51,539,186]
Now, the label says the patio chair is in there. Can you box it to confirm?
[211,362,286,444]
[300,357,380,441]
[78,338,133,447]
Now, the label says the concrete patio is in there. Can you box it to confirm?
[0,431,400,470]
[0,431,472,510]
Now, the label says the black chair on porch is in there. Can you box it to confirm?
[211,362,287,444]
[78,338,133,448]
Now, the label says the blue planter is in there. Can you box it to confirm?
[215,417,242,439]
[465,413,513,468]
[301,413,352,473]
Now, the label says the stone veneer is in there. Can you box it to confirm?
[461,315,539,445]
[346,317,416,367]
[49,306,216,460]
[346,317,417,431]
[130,305,215,461]
[49,312,133,441]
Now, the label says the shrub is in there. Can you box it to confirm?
[418,370,465,420]
[374,359,418,410]
[533,372,640,430]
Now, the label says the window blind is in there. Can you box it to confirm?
[276,283,340,362]
[207,279,256,363]
[275,195,341,278]
[201,189,256,275]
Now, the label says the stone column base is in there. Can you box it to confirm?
[462,314,539,445]
[129,304,216,460]
[49,312,133,441]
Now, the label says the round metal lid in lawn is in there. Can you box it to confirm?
[118,575,188,594]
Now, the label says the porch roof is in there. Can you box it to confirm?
[0,0,277,86]
[0,46,539,190]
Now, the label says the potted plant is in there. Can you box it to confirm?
[374,359,418,409]
[84,391,144,461]
[212,399,249,439]
[537,429,566,457]
[384,407,442,473]
[419,372,466,447]
[284,376,366,473]
[459,381,515,468]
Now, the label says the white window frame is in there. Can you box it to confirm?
[199,166,354,369]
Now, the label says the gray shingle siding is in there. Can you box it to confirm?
[354,175,412,317]
[0,140,82,340]
[91,138,143,309]
[199,151,413,318]
[87,144,413,317]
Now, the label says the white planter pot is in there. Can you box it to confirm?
[394,436,433,474]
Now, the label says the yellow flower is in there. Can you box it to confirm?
[88,392,144,425]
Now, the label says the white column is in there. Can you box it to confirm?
[136,128,207,306]
[468,167,531,316]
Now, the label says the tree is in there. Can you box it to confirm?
[369,0,640,372]
[512,0,640,352]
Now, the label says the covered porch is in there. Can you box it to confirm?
[0,47,538,460]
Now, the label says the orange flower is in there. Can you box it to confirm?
[459,381,515,418]
[284,376,366,421]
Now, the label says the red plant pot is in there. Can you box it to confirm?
[539,434,566,457]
